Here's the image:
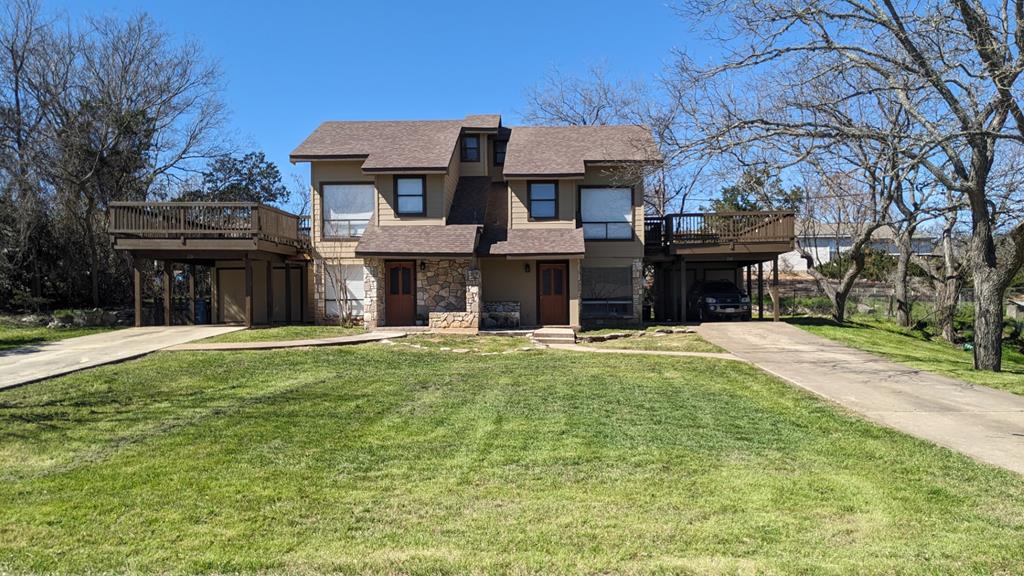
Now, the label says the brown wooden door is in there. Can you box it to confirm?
[385,261,416,326]
[538,262,569,325]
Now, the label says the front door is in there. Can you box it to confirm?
[538,262,569,325]
[385,261,416,326]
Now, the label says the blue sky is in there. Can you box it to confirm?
[62,0,695,210]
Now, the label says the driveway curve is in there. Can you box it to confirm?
[0,325,244,390]
[696,321,1024,475]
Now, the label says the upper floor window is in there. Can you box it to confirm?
[580,187,633,240]
[395,176,426,215]
[493,140,507,166]
[528,181,558,220]
[321,183,373,238]
[461,135,480,162]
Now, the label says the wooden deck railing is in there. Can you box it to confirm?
[108,202,306,247]
[646,211,795,249]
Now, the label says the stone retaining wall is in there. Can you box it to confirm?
[482,301,521,329]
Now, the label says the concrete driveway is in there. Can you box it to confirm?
[0,325,244,390]
[696,321,1024,475]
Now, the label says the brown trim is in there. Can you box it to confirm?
[527,180,559,221]
[318,181,375,241]
[577,184,637,242]
[393,175,428,217]
[460,134,481,162]
[504,172,583,179]
[535,260,570,326]
[361,166,448,173]
[289,153,369,162]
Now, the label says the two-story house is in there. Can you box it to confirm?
[108,114,795,330]
[289,114,659,331]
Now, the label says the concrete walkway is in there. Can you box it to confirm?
[547,343,743,362]
[696,321,1024,474]
[167,331,405,351]
[0,325,245,390]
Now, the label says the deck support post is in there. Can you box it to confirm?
[266,261,274,326]
[244,255,253,328]
[771,255,780,322]
[757,262,764,320]
[284,262,292,324]
[679,258,687,322]
[188,264,196,325]
[746,265,753,301]
[162,260,173,327]
[133,258,143,328]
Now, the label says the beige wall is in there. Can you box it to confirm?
[480,257,581,328]
[377,172,446,224]
[459,132,488,177]
[508,178,579,229]
[309,161,366,259]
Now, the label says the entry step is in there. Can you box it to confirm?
[531,327,577,345]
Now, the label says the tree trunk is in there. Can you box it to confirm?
[894,229,914,327]
[971,265,1005,371]
[832,290,848,322]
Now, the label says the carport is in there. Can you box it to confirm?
[108,202,312,327]
[644,211,795,322]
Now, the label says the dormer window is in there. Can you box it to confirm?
[493,140,507,166]
[395,176,426,216]
[461,135,480,162]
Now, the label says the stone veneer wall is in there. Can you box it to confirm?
[417,259,468,316]
[361,257,480,331]
[632,258,644,324]
[362,258,385,329]
[428,266,480,332]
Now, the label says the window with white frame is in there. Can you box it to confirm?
[322,183,374,238]
[395,176,426,215]
[581,266,633,318]
[324,264,365,319]
[580,187,633,240]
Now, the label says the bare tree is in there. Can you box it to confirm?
[672,0,1024,371]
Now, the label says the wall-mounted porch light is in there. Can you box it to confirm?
[524,263,531,273]
[419,261,426,271]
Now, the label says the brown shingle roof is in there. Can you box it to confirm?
[501,125,660,177]
[479,227,585,257]
[354,225,479,257]
[290,120,462,171]
[462,114,502,130]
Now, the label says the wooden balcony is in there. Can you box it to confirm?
[108,202,308,258]
[645,211,795,261]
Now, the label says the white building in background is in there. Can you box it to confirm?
[778,221,938,273]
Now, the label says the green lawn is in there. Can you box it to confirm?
[2,341,1024,573]
[587,332,725,353]
[791,315,1024,396]
[0,320,116,352]
[200,324,365,343]
[397,333,532,353]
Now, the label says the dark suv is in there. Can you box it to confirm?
[688,280,752,321]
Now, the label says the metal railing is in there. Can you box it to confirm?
[108,202,305,247]
[646,211,795,248]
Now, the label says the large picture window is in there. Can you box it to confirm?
[324,264,365,319]
[580,187,633,240]
[395,176,426,215]
[321,183,373,238]
[581,267,633,319]
[528,181,558,220]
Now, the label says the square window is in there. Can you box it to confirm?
[528,181,558,220]
[395,176,426,216]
